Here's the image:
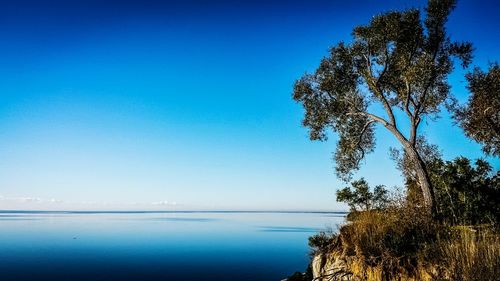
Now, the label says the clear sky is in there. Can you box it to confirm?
[0,0,498,211]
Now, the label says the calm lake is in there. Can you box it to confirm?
[0,211,345,281]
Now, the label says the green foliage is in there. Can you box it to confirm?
[293,0,472,182]
[453,64,500,156]
[296,1,499,277]
[430,157,500,226]
[336,178,389,212]
[391,136,499,226]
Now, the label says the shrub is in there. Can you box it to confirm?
[336,178,389,212]
[308,230,337,256]
[430,157,500,226]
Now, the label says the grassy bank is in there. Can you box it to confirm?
[308,207,500,281]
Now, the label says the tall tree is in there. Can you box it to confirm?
[293,0,472,213]
[453,64,500,156]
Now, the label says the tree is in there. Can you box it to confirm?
[453,64,500,156]
[389,137,442,203]
[336,178,389,212]
[430,157,499,225]
[293,0,472,214]
[390,137,500,225]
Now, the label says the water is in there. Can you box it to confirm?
[0,211,345,281]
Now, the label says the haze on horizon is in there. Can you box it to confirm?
[1,0,498,211]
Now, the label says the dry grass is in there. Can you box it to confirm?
[433,227,500,281]
[310,207,500,281]
[338,207,441,280]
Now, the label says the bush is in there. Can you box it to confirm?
[336,178,389,212]
[430,157,500,226]
[403,156,499,226]
[308,230,337,256]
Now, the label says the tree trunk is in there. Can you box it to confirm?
[404,145,435,215]
[374,117,436,215]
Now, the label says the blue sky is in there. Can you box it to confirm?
[0,0,498,211]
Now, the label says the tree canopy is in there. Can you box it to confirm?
[453,64,500,156]
[293,0,473,212]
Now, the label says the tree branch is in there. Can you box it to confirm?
[403,77,413,118]
[361,37,397,128]
[376,38,397,127]
[346,111,387,126]
[403,76,419,146]
[348,111,411,148]
[415,33,442,116]
[355,120,376,163]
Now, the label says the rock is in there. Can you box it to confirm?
[311,253,353,281]
[283,263,314,281]
[282,272,306,281]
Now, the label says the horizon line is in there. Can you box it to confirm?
[0,209,348,214]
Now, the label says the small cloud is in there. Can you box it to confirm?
[151,200,168,205]
[49,198,63,204]
[0,196,63,204]
[151,200,177,206]
[20,197,42,203]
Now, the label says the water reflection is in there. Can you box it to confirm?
[258,226,320,233]
[0,211,345,281]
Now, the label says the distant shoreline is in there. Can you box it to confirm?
[0,210,348,214]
